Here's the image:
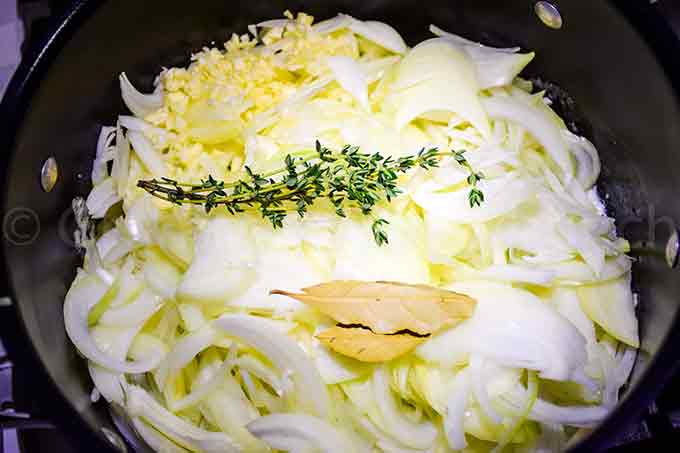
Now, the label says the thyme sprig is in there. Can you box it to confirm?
[137,141,484,245]
[453,150,485,207]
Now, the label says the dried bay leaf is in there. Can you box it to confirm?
[316,327,426,362]
[271,280,476,335]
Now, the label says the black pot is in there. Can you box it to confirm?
[1,0,679,451]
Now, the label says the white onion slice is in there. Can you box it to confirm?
[127,130,166,177]
[430,25,534,89]
[98,288,162,327]
[444,369,470,450]
[250,76,333,134]
[92,126,116,185]
[233,355,291,396]
[167,359,233,413]
[214,314,329,417]
[548,255,631,285]
[155,325,218,389]
[342,15,407,54]
[88,325,137,404]
[85,178,121,219]
[312,15,351,34]
[247,413,357,453]
[412,172,535,223]
[96,228,121,260]
[63,275,161,373]
[326,56,369,110]
[124,195,159,244]
[126,385,240,452]
[557,219,605,276]
[429,25,519,52]
[131,417,189,453]
[482,96,573,181]
[417,282,587,381]
[255,19,293,29]
[111,122,130,197]
[372,366,437,449]
[602,347,636,407]
[469,356,503,424]
[563,130,601,189]
[478,263,556,286]
[499,384,609,427]
[119,72,163,119]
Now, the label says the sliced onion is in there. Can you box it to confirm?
[250,76,333,133]
[478,264,556,286]
[464,46,535,89]
[89,366,124,405]
[126,385,240,452]
[563,130,601,189]
[88,325,138,404]
[118,115,164,135]
[98,288,162,327]
[129,333,169,363]
[167,359,233,413]
[417,282,587,381]
[127,130,166,177]
[557,219,605,276]
[499,384,609,427]
[444,369,470,450]
[143,249,181,300]
[85,178,121,219]
[155,324,218,389]
[326,56,369,110]
[548,255,631,285]
[247,413,357,453]
[342,15,407,54]
[131,417,190,453]
[602,347,636,407]
[72,197,92,252]
[256,19,293,29]
[111,122,130,197]
[551,287,596,344]
[430,25,534,89]
[96,228,121,261]
[392,39,489,136]
[92,126,116,185]
[312,15,351,34]
[372,366,437,449]
[214,314,329,417]
[429,25,519,52]
[482,96,573,181]
[119,72,163,119]
[63,274,161,373]
[469,356,503,424]
[85,239,117,286]
[201,373,267,453]
[412,172,535,223]
[124,195,159,244]
[234,355,291,396]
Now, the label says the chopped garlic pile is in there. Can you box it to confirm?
[68,11,638,452]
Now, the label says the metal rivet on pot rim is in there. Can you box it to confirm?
[101,427,128,452]
[40,156,58,192]
[666,229,679,269]
[534,1,563,29]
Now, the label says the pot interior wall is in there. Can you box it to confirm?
[2,0,679,450]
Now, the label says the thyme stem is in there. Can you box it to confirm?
[137,141,485,245]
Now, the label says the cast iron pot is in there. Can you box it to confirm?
[1,0,679,451]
